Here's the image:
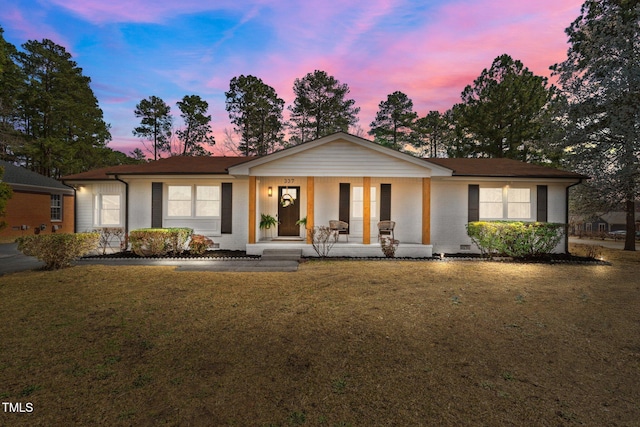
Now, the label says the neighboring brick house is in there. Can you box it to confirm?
[0,160,74,240]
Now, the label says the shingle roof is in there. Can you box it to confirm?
[61,156,256,180]
[0,160,74,193]
[423,158,587,179]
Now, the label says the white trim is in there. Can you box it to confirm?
[228,132,454,177]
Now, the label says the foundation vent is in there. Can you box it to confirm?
[460,244,471,251]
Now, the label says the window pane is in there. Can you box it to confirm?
[100,195,121,225]
[168,200,191,217]
[196,186,218,201]
[102,209,120,225]
[102,195,120,209]
[51,195,62,220]
[479,188,502,218]
[480,202,503,218]
[508,188,530,203]
[480,188,502,203]
[353,186,363,218]
[370,187,377,218]
[196,200,220,217]
[168,186,192,201]
[507,188,530,218]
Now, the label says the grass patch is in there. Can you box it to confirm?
[0,245,638,425]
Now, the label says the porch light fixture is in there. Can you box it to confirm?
[268,186,273,197]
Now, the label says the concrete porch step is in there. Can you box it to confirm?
[261,249,302,261]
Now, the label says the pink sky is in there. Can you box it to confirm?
[0,0,584,156]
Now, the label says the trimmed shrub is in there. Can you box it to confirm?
[16,232,100,270]
[467,221,565,259]
[188,235,214,255]
[380,237,399,258]
[129,228,193,257]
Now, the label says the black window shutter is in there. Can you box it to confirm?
[339,183,350,224]
[151,182,163,228]
[468,185,479,222]
[380,184,391,221]
[221,183,233,234]
[537,185,548,222]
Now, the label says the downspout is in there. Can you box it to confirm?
[565,179,583,253]
[114,175,129,239]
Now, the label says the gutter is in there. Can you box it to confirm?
[114,175,129,237]
[565,178,584,253]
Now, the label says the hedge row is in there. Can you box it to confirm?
[16,232,100,270]
[129,228,193,257]
[466,221,565,259]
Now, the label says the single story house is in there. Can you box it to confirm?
[0,160,75,240]
[570,210,640,236]
[62,133,586,257]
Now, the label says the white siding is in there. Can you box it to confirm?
[75,182,126,232]
[431,179,572,254]
[251,140,434,177]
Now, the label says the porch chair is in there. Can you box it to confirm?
[329,220,349,242]
[377,220,395,242]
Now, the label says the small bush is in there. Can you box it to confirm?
[380,237,399,258]
[129,228,193,257]
[94,227,126,255]
[16,232,100,270]
[467,221,564,259]
[188,235,214,255]
[309,226,338,257]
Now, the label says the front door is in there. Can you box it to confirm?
[278,186,300,236]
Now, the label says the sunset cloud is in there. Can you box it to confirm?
[0,0,584,155]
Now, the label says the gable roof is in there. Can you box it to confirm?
[228,132,454,177]
[0,160,74,194]
[61,156,256,181]
[424,158,587,179]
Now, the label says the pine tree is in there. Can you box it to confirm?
[369,91,416,151]
[176,95,215,156]
[288,70,359,144]
[451,54,557,162]
[14,39,111,177]
[133,95,172,161]
[552,0,640,251]
[225,75,284,156]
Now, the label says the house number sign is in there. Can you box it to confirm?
[283,178,295,184]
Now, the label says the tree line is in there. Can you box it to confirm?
[135,59,560,163]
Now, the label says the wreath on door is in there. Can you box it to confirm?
[280,192,295,208]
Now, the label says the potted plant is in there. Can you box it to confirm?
[259,213,278,238]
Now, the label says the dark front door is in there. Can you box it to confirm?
[278,186,300,236]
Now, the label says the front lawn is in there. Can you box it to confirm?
[0,245,638,426]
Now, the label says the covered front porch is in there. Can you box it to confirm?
[246,175,434,258]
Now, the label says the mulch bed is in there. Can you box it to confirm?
[84,250,608,265]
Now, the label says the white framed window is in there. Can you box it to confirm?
[507,188,531,219]
[479,187,531,220]
[168,185,220,218]
[168,186,192,217]
[370,187,377,219]
[95,194,121,226]
[196,185,220,217]
[51,194,62,221]
[479,188,503,219]
[353,186,364,218]
[352,186,377,219]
